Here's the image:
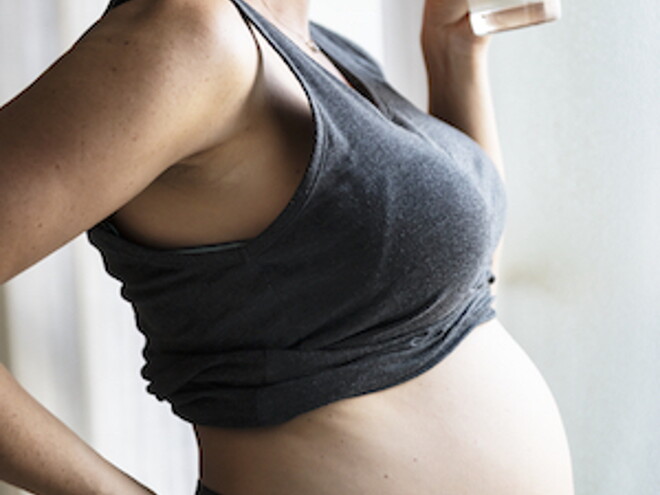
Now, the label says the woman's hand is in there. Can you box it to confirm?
[421,0,489,54]
[0,365,156,495]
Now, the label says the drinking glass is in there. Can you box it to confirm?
[467,0,562,35]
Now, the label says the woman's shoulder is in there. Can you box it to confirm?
[0,0,259,282]
[57,0,265,173]
[86,0,263,170]
[97,0,256,73]
[78,0,260,139]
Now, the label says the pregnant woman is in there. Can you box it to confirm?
[0,0,574,494]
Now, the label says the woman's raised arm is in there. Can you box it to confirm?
[0,0,258,283]
[420,0,503,177]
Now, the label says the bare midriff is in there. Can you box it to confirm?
[195,319,574,495]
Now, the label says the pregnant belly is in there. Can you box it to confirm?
[195,319,575,495]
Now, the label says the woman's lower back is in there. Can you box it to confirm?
[195,319,574,495]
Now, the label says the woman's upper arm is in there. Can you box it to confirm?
[0,0,257,283]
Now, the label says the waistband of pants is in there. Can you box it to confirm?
[196,481,222,495]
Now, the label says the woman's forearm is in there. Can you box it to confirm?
[0,364,154,495]
[421,29,504,177]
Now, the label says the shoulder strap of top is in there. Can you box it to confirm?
[226,0,322,70]
[310,23,386,82]
[228,0,385,81]
[229,0,391,117]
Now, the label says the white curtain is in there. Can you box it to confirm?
[2,1,659,495]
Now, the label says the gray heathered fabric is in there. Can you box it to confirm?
[88,0,507,427]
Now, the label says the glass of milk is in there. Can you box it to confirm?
[468,0,561,35]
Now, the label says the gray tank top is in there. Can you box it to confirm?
[89,0,507,427]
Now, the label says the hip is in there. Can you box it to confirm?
[195,319,574,495]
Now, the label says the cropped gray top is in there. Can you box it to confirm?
[89,0,507,427]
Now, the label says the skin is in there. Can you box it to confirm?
[0,0,575,493]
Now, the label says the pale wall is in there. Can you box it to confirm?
[492,1,660,492]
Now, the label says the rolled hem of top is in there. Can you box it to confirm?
[176,306,497,429]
